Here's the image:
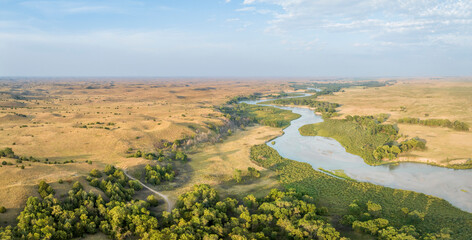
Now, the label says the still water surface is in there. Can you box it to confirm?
[243,97,472,212]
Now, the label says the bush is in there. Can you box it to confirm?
[38,180,54,198]
[0,206,6,213]
[0,148,15,158]
[175,151,188,162]
[128,180,143,191]
[145,164,175,185]
[233,169,242,183]
[247,167,261,178]
[90,169,102,178]
[147,195,159,207]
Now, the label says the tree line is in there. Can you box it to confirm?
[129,148,188,162]
[398,117,469,131]
[0,147,77,166]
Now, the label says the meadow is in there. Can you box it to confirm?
[0,78,290,223]
[318,78,472,166]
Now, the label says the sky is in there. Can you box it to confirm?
[0,0,471,77]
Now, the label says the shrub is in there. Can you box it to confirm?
[147,195,159,207]
[233,169,242,183]
[90,169,102,178]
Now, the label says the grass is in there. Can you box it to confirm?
[318,168,355,181]
[250,144,472,239]
[0,79,292,216]
[236,103,301,128]
[152,125,284,202]
[318,79,472,166]
[299,119,392,165]
[0,160,97,225]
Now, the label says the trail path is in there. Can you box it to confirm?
[124,171,174,212]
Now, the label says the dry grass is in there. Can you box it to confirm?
[318,78,472,165]
[161,125,283,200]
[0,161,97,225]
[0,78,288,221]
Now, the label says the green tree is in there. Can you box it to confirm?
[233,169,242,183]
[90,169,102,178]
[147,195,159,207]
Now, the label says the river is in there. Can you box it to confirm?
[243,96,472,213]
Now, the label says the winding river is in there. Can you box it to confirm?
[243,96,472,213]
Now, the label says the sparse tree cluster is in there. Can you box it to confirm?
[233,167,261,183]
[398,117,469,131]
[144,164,175,185]
[129,149,188,162]
[373,138,426,161]
[0,147,75,165]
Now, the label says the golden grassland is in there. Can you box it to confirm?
[0,78,288,222]
[170,125,282,199]
[318,78,472,166]
[124,125,283,207]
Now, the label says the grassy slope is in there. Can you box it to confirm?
[250,144,472,239]
[137,125,284,203]
[299,119,391,165]
[0,79,291,218]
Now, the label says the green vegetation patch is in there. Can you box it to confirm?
[398,117,469,131]
[299,116,397,165]
[263,95,340,118]
[250,144,472,239]
[219,103,301,129]
[299,115,426,165]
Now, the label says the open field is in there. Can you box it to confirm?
[318,79,472,166]
[116,125,283,213]
[0,161,99,225]
[0,78,288,222]
[163,125,282,201]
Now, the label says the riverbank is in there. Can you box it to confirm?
[250,144,472,239]
[299,118,472,170]
[268,98,472,169]
[244,97,472,213]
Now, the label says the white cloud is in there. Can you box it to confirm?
[236,7,256,12]
[226,18,240,22]
[243,0,472,48]
[20,1,124,15]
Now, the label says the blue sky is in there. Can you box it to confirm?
[1,0,471,77]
